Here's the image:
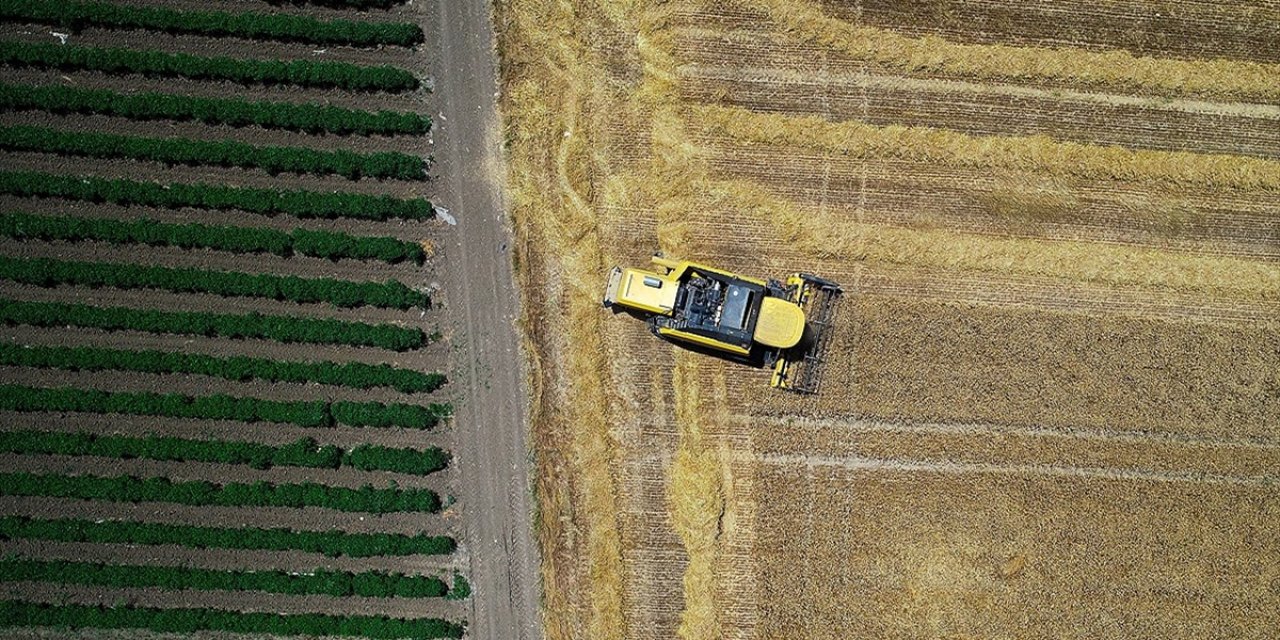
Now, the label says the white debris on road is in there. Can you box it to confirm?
[436,206,457,226]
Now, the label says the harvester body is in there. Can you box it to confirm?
[603,254,842,394]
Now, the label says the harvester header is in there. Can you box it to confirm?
[603,254,842,394]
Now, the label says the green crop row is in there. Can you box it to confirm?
[0,171,433,221]
[4,0,424,48]
[447,573,471,600]
[0,385,451,430]
[0,125,426,180]
[0,472,442,514]
[0,557,451,598]
[0,299,429,351]
[0,41,419,93]
[0,256,430,310]
[0,601,464,639]
[0,431,450,476]
[0,83,431,136]
[268,0,407,11]
[0,516,456,558]
[0,211,426,264]
[0,343,444,392]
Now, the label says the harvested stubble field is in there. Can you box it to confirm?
[0,0,494,638]
[497,0,1280,639]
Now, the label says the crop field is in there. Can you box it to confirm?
[0,0,480,638]
[498,0,1279,639]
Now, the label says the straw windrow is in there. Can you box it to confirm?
[709,178,1280,300]
[739,0,1280,101]
[693,105,1280,193]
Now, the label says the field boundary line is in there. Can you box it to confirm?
[678,61,1280,121]
[733,0,1280,102]
[747,451,1279,487]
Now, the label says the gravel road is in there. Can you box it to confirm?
[426,1,541,639]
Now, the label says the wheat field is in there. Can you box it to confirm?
[495,0,1280,638]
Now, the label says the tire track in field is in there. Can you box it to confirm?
[732,414,1280,483]
[677,57,1280,121]
[678,65,1280,161]
[670,23,1280,119]
[746,451,1278,488]
[817,0,1280,65]
[731,0,1280,102]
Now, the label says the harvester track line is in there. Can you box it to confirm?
[748,452,1279,488]
[734,415,1280,450]
[677,62,1280,121]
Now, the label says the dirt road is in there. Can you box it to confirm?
[425,1,541,639]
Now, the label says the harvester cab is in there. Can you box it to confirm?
[602,254,842,394]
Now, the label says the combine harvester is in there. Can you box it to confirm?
[603,254,842,394]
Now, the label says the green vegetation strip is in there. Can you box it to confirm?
[0,472,442,514]
[0,601,463,639]
[0,385,451,430]
[0,125,426,180]
[0,83,431,136]
[0,343,444,392]
[0,516,456,557]
[0,171,433,221]
[0,211,426,265]
[268,0,407,12]
[0,557,451,598]
[3,0,424,48]
[0,256,430,310]
[0,299,429,351]
[0,431,450,475]
[0,41,419,93]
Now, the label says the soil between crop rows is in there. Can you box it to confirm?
[0,0,499,634]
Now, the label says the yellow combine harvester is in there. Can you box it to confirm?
[603,254,842,394]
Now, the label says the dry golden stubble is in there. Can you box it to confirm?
[776,294,1280,437]
[735,414,1280,484]
[737,0,1280,102]
[694,105,1280,193]
[688,175,1280,301]
[499,0,637,638]
[667,355,727,640]
[750,462,1280,639]
[635,5,733,637]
